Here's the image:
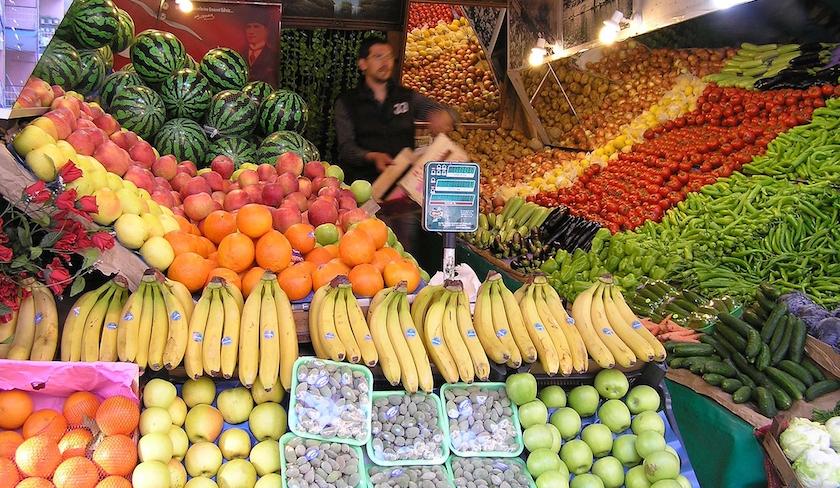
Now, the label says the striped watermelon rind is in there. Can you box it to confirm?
[184,54,199,71]
[111,8,135,54]
[258,89,309,135]
[121,63,136,73]
[206,137,257,167]
[70,0,119,49]
[32,40,82,90]
[75,49,107,96]
[109,85,166,140]
[99,71,144,109]
[130,29,186,84]
[98,45,114,70]
[204,90,257,138]
[242,81,274,106]
[154,118,210,163]
[257,130,318,164]
[159,69,211,121]
[199,48,248,94]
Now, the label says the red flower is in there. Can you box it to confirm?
[43,257,71,296]
[76,195,98,214]
[25,181,51,204]
[0,245,12,263]
[53,231,78,252]
[91,232,114,251]
[0,276,21,315]
[58,162,82,183]
[55,190,76,212]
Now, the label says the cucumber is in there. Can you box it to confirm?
[672,298,699,313]
[757,294,776,315]
[777,360,814,386]
[754,386,778,417]
[664,341,681,353]
[682,290,706,305]
[664,303,692,318]
[671,343,716,357]
[638,287,663,303]
[721,378,743,393]
[715,324,747,351]
[746,329,762,359]
[718,313,758,338]
[668,358,688,369]
[732,386,752,404]
[704,361,737,377]
[769,315,791,353]
[741,310,764,329]
[788,318,806,363]
[690,361,706,374]
[736,372,757,388]
[765,367,805,400]
[805,380,840,401]
[703,336,732,360]
[759,283,780,301]
[732,351,770,386]
[772,320,794,365]
[703,373,726,386]
[761,303,787,342]
[747,303,769,321]
[767,384,793,410]
[802,359,826,381]
[755,343,771,371]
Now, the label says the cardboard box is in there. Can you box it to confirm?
[398,134,470,205]
[371,148,415,201]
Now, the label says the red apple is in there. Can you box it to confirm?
[153,177,172,191]
[181,176,212,198]
[50,96,81,118]
[79,102,93,118]
[170,172,191,192]
[308,197,340,227]
[211,191,226,206]
[202,171,225,192]
[275,152,304,176]
[51,85,65,98]
[152,155,178,180]
[284,192,308,212]
[44,107,77,139]
[304,161,326,180]
[210,155,235,179]
[277,173,299,196]
[93,114,121,135]
[184,193,219,222]
[238,169,259,187]
[341,208,369,231]
[170,191,182,206]
[88,103,105,119]
[272,206,302,233]
[224,189,250,211]
[124,166,155,193]
[298,177,313,198]
[261,183,286,207]
[338,194,358,210]
[257,163,276,181]
[128,140,156,168]
[318,187,340,199]
[177,161,197,177]
[243,184,263,205]
[151,189,176,208]
[94,140,131,176]
[66,128,100,155]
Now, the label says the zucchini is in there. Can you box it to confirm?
[767,384,793,410]
[755,343,771,371]
[778,360,815,386]
[703,373,726,386]
[741,310,764,329]
[761,303,787,343]
[772,319,794,365]
[765,367,805,400]
[745,329,762,359]
[721,378,743,393]
[671,343,716,357]
[754,386,778,417]
[715,324,747,351]
[704,361,737,377]
[718,313,757,338]
[802,358,826,381]
[732,386,752,404]
[788,318,806,363]
[805,380,840,401]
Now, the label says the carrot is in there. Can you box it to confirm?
[658,330,700,341]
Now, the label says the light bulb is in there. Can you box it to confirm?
[179,0,193,12]
[714,0,745,8]
[529,47,546,67]
[599,22,619,45]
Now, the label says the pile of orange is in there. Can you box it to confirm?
[0,389,139,488]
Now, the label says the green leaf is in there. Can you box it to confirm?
[69,276,86,297]
[17,226,31,248]
[10,255,28,268]
[29,247,42,259]
[40,231,63,247]
[80,249,100,269]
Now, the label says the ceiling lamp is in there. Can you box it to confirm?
[529,37,548,67]
[599,11,624,45]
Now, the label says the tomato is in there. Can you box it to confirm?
[821,84,835,96]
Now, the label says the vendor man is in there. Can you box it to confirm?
[335,38,456,183]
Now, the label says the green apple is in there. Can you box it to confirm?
[635,431,666,459]
[570,473,605,488]
[218,428,252,460]
[539,385,567,409]
[506,373,537,406]
[519,400,548,429]
[612,434,641,467]
[183,377,216,407]
[550,407,582,440]
[675,475,691,488]
[526,448,563,478]
[598,399,631,433]
[650,481,682,488]
[314,223,339,246]
[626,385,661,414]
[217,458,257,488]
[250,439,281,476]
[139,407,173,435]
[546,423,563,453]
[138,432,173,463]
[643,451,680,483]
[625,466,652,488]
[568,385,599,417]
[350,180,372,204]
[326,164,344,182]
[143,378,177,408]
[592,456,625,488]
[133,461,171,488]
[632,411,665,436]
[560,439,593,475]
[185,441,223,478]
[524,424,556,452]
[581,423,613,457]
[249,402,287,441]
[594,369,630,399]
[536,470,569,488]
[218,387,254,424]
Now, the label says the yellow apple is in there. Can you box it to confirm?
[255,474,281,488]
[197,168,211,176]
[105,172,124,191]
[169,426,189,461]
[141,213,165,238]
[66,176,93,196]
[138,188,152,201]
[91,187,123,225]
[159,214,180,234]
[114,214,148,249]
[147,200,163,216]
[132,461,171,488]
[138,431,173,462]
[116,187,143,215]
[13,125,56,156]
[54,141,79,168]
[168,458,187,488]
[31,117,58,140]
[184,442,222,478]
[168,397,187,427]
[122,179,139,193]
[64,90,84,101]
[25,144,62,181]
[139,407,173,435]
[87,168,108,191]
[140,235,175,270]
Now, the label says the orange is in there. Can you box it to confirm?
[285,223,316,254]
[15,436,61,478]
[278,263,314,301]
[255,231,292,272]
[52,457,98,488]
[312,260,350,291]
[173,215,193,234]
[92,435,136,477]
[95,477,132,488]
[203,210,237,244]
[58,429,92,459]
[196,236,216,257]
[206,251,219,269]
[236,204,273,238]
[348,264,384,297]
[168,252,211,292]
[0,457,19,488]
[0,431,23,459]
[356,219,388,249]
[371,247,402,273]
[22,410,67,443]
[15,479,54,488]
[94,396,139,436]
[163,231,197,257]
[0,390,33,430]
[384,260,421,292]
[217,233,255,273]
[305,247,334,266]
[240,267,266,297]
[207,267,241,290]
[323,244,339,258]
[338,229,375,266]
[63,391,100,426]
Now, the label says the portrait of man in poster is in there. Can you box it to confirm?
[240,13,279,86]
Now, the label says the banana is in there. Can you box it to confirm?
[532,285,574,375]
[219,284,242,379]
[590,284,636,368]
[602,283,655,362]
[258,277,280,389]
[423,292,459,383]
[65,281,112,362]
[164,278,195,319]
[7,283,36,361]
[318,287,346,362]
[223,279,244,310]
[409,284,443,335]
[610,285,667,361]
[270,279,297,391]
[185,285,213,379]
[493,277,537,363]
[238,279,265,387]
[75,286,115,362]
[571,282,615,369]
[369,291,401,385]
[308,284,328,359]
[0,310,17,358]
[202,285,225,376]
[162,281,190,370]
[367,286,395,323]
[455,290,490,381]
[134,282,156,371]
[343,286,378,367]
[472,282,511,364]
[99,287,127,362]
[29,283,59,361]
[333,283,361,364]
[396,292,433,392]
[147,282,169,371]
[541,284,588,373]
[489,283,522,368]
[518,285,560,375]
[385,289,419,392]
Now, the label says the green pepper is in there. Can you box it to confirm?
[539,258,558,274]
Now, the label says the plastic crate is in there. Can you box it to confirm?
[279,432,366,488]
[366,390,449,466]
[440,382,524,458]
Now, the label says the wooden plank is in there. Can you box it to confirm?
[507,69,551,144]
[805,335,840,379]
[457,238,528,284]
[0,107,48,120]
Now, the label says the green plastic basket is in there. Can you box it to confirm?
[439,382,524,458]
[287,356,374,446]
[279,432,367,488]
[446,454,536,488]
[366,390,449,466]
[367,464,455,488]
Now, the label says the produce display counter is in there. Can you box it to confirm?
[457,239,526,291]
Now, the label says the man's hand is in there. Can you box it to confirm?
[366,152,393,173]
[428,109,455,135]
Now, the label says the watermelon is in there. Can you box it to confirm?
[130,29,186,84]
[199,48,248,94]
[204,90,257,138]
[184,54,199,71]
[32,40,82,90]
[70,0,119,49]
[154,118,209,163]
[109,85,166,140]
[98,45,113,70]
[257,130,318,164]
[121,63,135,72]
[258,89,309,135]
[74,49,107,96]
[159,69,211,120]
[99,71,144,109]
[242,81,273,106]
[206,137,257,167]
[111,8,135,54]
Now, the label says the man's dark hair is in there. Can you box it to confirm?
[358,37,391,59]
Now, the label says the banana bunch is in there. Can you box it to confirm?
[184,276,242,380]
[2,279,58,361]
[109,271,193,371]
[60,277,127,363]
[237,272,297,391]
[309,276,378,368]
[412,280,490,385]
[570,278,666,369]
